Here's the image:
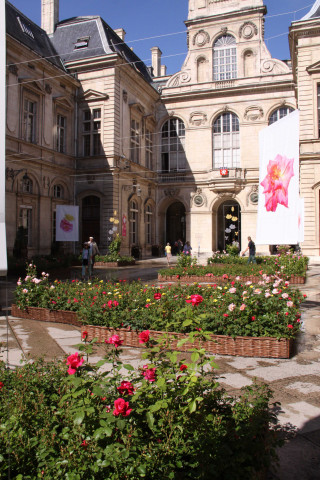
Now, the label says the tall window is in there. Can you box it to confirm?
[161,118,186,172]
[213,35,237,81]
[57,114,66,153]
[145,129,153,169]
[23,99,37,142]
[83,108,101,156]
[145,204,153,244]
[129,200,139,244]
[130,119,140,164]
[19,207,32,246]
[21,177,33,194]
[269,107,294,125]
[53,184,64,199]
[213,112,240,168]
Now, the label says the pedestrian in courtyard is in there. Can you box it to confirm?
[165,242,172,265]
[81,242,90,280]
[177,239,183,254]
[88,236,100,273]
[241,236,256,264]
[183,241,192,255]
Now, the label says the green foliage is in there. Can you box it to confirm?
[226,243,240,256]
[108,234,122,257]
[176,252,197,268]
[14,265,305,339]
[0,335,282,479]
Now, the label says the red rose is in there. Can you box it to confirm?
[139,330,150,344]
[142,365,156,382]
[106,335,123,348]
[287,324,293,329]
[117,381,135,396]
[0,382,4,389]
[251,316,256,321]
[113,398,132,417]
[82,330,88,340]
[186,294,203,306]
[66,352,84,375]
[180,364,188,371]
[154,293,162,300]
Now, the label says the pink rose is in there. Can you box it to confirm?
[106,335,123,348]
[113,398,132,417]
[66,352,84,375]
[142,365,156,382]
[139,330,150,344]
[240,304,246,311]
[186,294,203,306]
[117,381,135,396]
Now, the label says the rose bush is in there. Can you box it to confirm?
[0,334,283,479]
[14,265,305,339]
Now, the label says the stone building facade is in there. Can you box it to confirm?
[4,0,320,258]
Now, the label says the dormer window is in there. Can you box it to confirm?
[17,17,34,39]
[74,37,90,49]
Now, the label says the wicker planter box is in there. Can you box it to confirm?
[95,260,135,267]
[11,305,82,327]
[81,325,293,359]
[158,274,306,285]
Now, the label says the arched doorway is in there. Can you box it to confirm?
[217,200,241,252]
[166,202,186,247]
[82,196,100,244]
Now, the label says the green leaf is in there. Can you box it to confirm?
[137,465,147,476]
[191,352,200,362]
[73,410,85,425]
[123,364,134,370]
[189,400,197,413]
[146,412,155,430]
[182,319,193,327]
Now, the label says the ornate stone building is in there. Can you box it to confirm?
[5,0,320,258]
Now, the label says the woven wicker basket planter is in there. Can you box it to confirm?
[81,325,293,359]
[158,274,305,285]
[11,305,82,327]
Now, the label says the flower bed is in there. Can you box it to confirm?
[0,335,282,479]
[158,272,306,285]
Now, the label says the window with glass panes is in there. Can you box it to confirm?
[213,35,237,81]
[130,119,140,164]
[145,204,152,244]
[213,112,240,168]
[21,177,33,194]
[23,99,37,142]
[19,207,32,246]
[53,184,64,199]
[268,107,294,125]
[161,118,186,172]
[145,129,153,169]
[57,114,66,153]
[82,108,101,156]
[129,200,139,244]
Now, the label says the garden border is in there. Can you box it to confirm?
[158,274,306,284]
[11,304,293,358]
[95,260,135,267]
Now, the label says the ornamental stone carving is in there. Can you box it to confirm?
[239,22,258,40]
[8,64,18,76]
[193,30,210,47]
[45,83,52,94]
[167,71,191,88]
[244,105,264,121]
[189,111,207,126]
[164,188,180,197]
[261,59,290,74]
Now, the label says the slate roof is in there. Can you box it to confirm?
[51,16,153,84]
[300,0,320,21]
[6,1,65,70]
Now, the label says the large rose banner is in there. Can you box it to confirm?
[256,110,302,245]
[56,205,79,241]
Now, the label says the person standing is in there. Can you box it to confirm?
[81,242,90,280]
[88,236,100,272]
[164,242,172,265]
[241,236,256,264]
[183,241,192,255]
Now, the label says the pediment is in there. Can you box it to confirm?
[20,78,45,93]
[129,102,145,115]
[79,89,109,102]
[307,60,320,74]
[53,96,74,109]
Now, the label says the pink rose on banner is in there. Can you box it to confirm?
[260,154,294,212]
[113,398,132,417]
[139,330,150,344]
[66,352,84,375]
[60,217,73,232]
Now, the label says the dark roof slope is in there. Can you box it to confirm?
[51,15,153,83]
[301,0,320,20]
[6,1,64,70]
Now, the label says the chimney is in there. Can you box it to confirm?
[161,65,167,76]
[151,47,162,77]
[41,0,59,35]
[114,28,126,41]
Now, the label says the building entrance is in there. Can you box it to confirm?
[82,195,100,245]
[165,202,186,248]
[217,200,241,252]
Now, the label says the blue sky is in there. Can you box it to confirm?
[9,0,314,74]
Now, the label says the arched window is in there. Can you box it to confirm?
[213,35,237,81]
[161,118,186,172]
[129,200,139,244]
[145,204,153,245]
[269,107,294,125]
[213,112,240,168]
[53,184,64,199]
[21,176,33,194]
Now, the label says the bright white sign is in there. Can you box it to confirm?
[56,205,79,242]
[256,110,300,245]
[0,0,7,276]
